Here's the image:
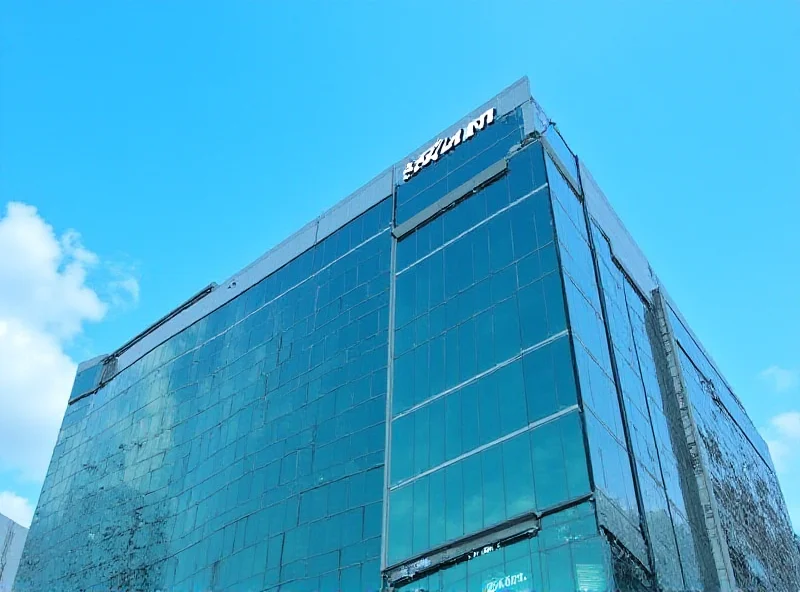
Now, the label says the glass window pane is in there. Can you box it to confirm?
[523,344,557,422]
[542,272,566,334]
[461,383,480,453]
[458,318,477,383]
[489,266,515,308]
[562,411,590,498]
[429,470,446,550]
[445,463,464,541]
[481,446,506,527]
[552,336,578,407]
[391,414,414,484]
[461,454,483,535]
[389,486,413,565]
[519,280,548,347]
[544,545,576,590]
[517,250,543,288]
[445,391,463,460]
[413,405,430,476]
[503,433,536,517]
[475,308,494,374]
[496,360,527,432]
[507,148,535,201]
[393,350,415,415]
[429,397,446,469]
[531,418,568,509]
[412,478,430,555]
[493,296,521,364]
[429,334,446,398]
[414,341,430,406]
[489,217,514,272]
[511,201,537,259]
[478,375,501,445]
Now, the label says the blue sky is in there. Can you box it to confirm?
[0,1,798,532]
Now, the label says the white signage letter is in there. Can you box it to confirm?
[440,129,463,157]
[463,108,496,141]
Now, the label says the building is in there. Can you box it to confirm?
[0,512,27,592]
[14,78,799,592]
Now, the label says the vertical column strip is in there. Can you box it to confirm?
[544,148,597,497]
[651,288,736,591]
[380,175,399,574]
[573,157,657,579]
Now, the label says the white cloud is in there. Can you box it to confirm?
[760,365,799,393]
[765,412,800,474]
[767,437,792,474]
[0,202,138,498]
[108,269,141,308]
[763,411,800,533]
[0,318,75,480]
[787,504,800,537]
[0,203,107,340]
[0,491,35,528]
[772,411,800,441]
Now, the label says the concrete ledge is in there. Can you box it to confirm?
[393,159,508,239]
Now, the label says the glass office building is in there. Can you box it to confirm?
[0,512,27,592]
[15,78,799,592]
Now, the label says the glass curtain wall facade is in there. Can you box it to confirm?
[16,203,394,592]
[15,78,800,592]
[386,110,598,587]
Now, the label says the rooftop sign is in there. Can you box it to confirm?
[403,108,496,182]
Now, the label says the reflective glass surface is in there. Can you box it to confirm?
[392,190,565,416]
[542,126,579,188]
[394,503,611,592]
[592,228,701,591]
[390,337,577,486]
[547,155,646,565]
[69,361,104,400]
[387,143,591,567]
[387,410,589,565]
[673,320,800,591]
[669,308,772,469]
[15,200,393,592]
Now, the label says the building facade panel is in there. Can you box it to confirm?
[387,115,593,572]
[16,200,393,592]
[589,228,705,592]
[546,138,648,574]
[668,307,800,591]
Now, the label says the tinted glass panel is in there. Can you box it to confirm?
[390,335,577,485]
[548,159,647,565]
[387,410,590,565]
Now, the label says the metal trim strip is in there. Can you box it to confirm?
[392,158,508,240]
